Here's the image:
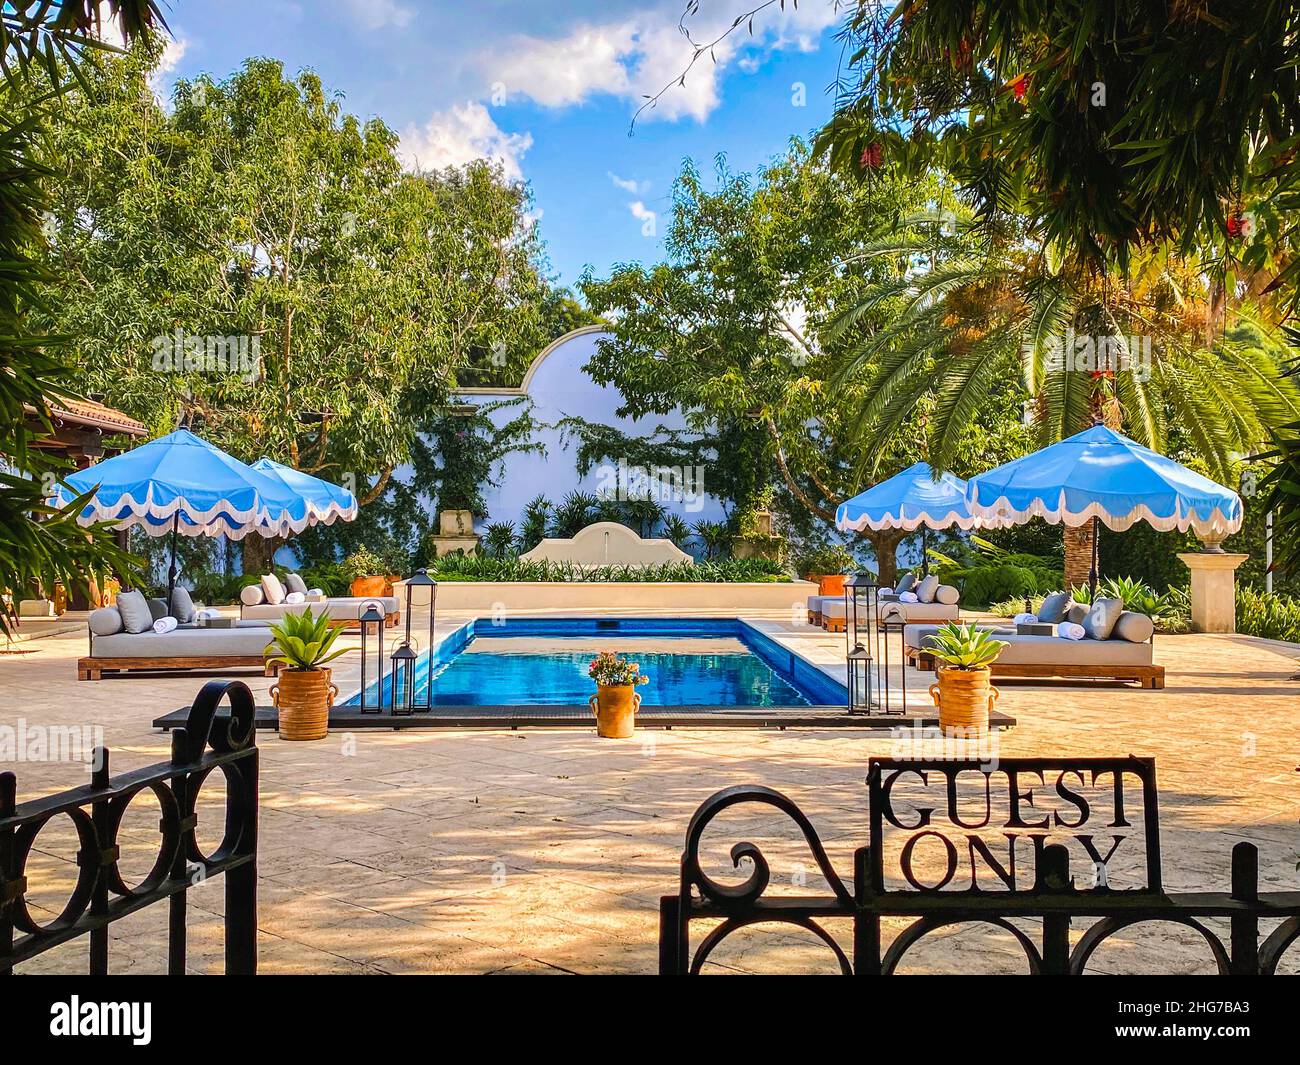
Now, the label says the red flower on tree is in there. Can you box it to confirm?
[859,142,883,170]
[1008,74,1029,101]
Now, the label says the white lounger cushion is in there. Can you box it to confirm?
[240,584,265,606]
[241,596,399,622]
[91,624,275,658]
[905,624,1153,666]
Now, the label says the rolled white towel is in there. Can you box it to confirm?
[1058,621,1086,641]
[196,608,220,621]
[1013,612,1038,626]
[152,616,178,635]
[284,591,306,604]
[899,591,919,603]
[307,589,325,600]
[879,586,894,595]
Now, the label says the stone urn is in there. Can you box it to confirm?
[439,509,474,536]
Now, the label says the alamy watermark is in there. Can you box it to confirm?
[0,719,105,771]
[1029,330,1152,382]
[594,458,707,513]
[150,329,261,381]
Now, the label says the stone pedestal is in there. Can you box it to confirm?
[1177,551,1247,633]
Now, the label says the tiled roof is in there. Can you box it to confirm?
[25,397,147,436]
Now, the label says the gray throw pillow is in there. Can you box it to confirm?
[169,585,196,623]
[285,572,308,595]
[915,574,940,603]
[1036,591,1073,624]
[894,573,916,594]
[115,590,153,633]
[148,597,168,622]
[88,606,123,636]
[1082,597,1124,640]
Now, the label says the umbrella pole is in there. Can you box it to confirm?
[1088,515,1099,600]
[166,513,179,618]
[921,526,929,577]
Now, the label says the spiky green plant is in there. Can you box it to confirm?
[927,622,1009,671]
[264,607,351,672]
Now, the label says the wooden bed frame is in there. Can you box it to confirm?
[906,647,1165,689]
[78,657,282,682]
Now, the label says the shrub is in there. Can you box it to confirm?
[794,543,855,577]
[947,563,1062,608]
[428,555,789,583]
[482,521,518,559]
[1236,586,1300,643]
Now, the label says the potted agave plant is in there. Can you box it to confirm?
[587,651,648,739]
[265,607,350,741]
[926,622,1009,735]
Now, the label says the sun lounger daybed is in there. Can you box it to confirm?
[903,593,1164,689]
[78,592,280,681]
[238,573,399,628]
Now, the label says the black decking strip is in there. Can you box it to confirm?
[153,703,1017,731]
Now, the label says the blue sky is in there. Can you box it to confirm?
[146,0,848,290]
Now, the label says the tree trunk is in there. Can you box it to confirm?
[861,528,908,587]
[240,534,283,576]
[1063,523,1094,593]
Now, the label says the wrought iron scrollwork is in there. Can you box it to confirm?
[660,767,1300,976]
[0,680,259,975]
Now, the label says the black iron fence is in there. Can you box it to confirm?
[0,680,259,975]
[660,757,1300,974]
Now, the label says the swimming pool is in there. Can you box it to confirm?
[342,617,846,708]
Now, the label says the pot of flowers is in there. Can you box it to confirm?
[798,544,855,597]
[587,651,648,739]
[265,607,350,741]
[342,546,391,599]
[926,622,1009,735]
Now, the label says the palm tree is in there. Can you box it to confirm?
[833,219,1298,585]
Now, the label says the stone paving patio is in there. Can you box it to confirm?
[3,609,1298,974]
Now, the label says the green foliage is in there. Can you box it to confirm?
[660,515,692,550]
[945,563,1062,609]
[418,399,543,517]
[0,4,162,635]
[550,491,602,539]
[429,555,788,584]
[928,622,1009,671]
[519,495,552,552]
[794,543,855,578]
[691,520,731,560]
[482,521,518,559]
[819,2,1300,294]
[264,607,351,672]
[1235,587,1300,644]
[339,547,387,583]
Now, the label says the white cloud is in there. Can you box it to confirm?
[607,171,643,194]
[339,0,413,31]
[399,101,533,182]
[484,2,840,123]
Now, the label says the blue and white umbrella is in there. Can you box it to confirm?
[251,458,358,530]
[837,462,1008,577]
[51,429,313,613]
[965,426,1243,536]
[965,425,1243,592]
[836,461,1005,532]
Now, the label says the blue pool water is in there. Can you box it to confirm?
[343,617,845,708]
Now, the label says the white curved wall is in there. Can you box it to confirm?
[395,327,728,537]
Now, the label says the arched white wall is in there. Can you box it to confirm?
[394,327,728,536]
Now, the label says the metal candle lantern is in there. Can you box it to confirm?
[841,573,875,658]
[403,568,437,711]
[358,600,386,714]
[389,639,417,715]
[846,644,874,715]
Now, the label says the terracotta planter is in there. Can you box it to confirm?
[588,684,641,739]
[271,667,337,741]
[350,575,392,598]
[813,574,847,597]
[929,666,998,735]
